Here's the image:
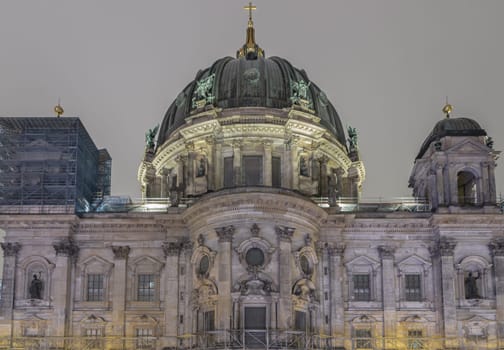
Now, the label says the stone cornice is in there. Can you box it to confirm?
[77,222,167,233]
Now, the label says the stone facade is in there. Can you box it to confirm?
[0,13,503,350]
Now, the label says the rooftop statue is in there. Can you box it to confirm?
[192,73,216,109]
[290,80,312,108]
[347,126,358,152]
[145,125,159,150]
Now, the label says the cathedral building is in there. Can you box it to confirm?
[0,5,503,350]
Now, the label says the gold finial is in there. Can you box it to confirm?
[54,99,64,118]
[244,2,256,27]
[442,97,452,118]
[237,2,264,59]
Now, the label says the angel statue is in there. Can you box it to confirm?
[347,126,358,152]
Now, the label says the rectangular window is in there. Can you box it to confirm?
[223,156,234,187]
[405,274,422,301]
[204,310,215,331]
[136,328,154,349]
[355,329,372,349]
[407,329,425,349]
[86,274,104,302]
[242,156,263,186]
[84,328,103,349]
[137,274,155,301]
[353,274,371,301]
[272,156,281,188]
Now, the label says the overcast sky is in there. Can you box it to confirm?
[1,1,503,200]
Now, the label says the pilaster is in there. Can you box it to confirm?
[0,242,21,320]
[52,238,79,337]
[437,238,458,348]
[328,243,345,348]
[110,245,130,338]
[215,225,235,330]
[162,242,181,347]
[490,239,504,345]
[275,225,295,329]
[378,245,396,345]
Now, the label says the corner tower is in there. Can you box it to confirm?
[409,104,500,211]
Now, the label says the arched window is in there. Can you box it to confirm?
[457,171,478,206]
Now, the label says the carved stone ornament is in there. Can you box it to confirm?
[1,242,21,257]
[162,241,181,257]
[250,223,260,237]
[215,225,235,243]
[438,238,457,256]
[378,245,396,259]
[328,243,346,258]
[489,238,504,257]
[304,234,312,246]
[275,225,295,242]
[111,246,130,259]
[53,238,79,258]
[197,234,205,246]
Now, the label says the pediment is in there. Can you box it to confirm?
[80,255,114,270]
[397,254,431,268]
[345,255,380,269]
[80,314,107,324]
[130,256,165,272]
[351,314,377,323]
[463,315,493,323]
[401,314,429,323]
[445,139,489,155]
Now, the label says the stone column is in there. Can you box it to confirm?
[275,225,295,329]
[162,242,181,347]
[232,141,242,186]
[378,246,396,347]
[436,164,445,206]
[319,156,329,196]
[215,225,235,330]
[110,246,130,338]
[263,141,272,186]
[289,138,300,190]
[160,168,169,198]
[448,164,458,206]
[52,238,79,337]
[186,142,196,194]
[488,163,497,204]
[437,238,458,348]
[481,162,490,205]
[175,155,187,194]
[213,140,223,189]
[206,137,215,191]
[490,239,504,346]
[328,244,345,348]
[0,242,21,320]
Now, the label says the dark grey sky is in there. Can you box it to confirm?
[1,1,503,200]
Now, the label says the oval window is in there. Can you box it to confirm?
[245,247,265,267]
[300,255,311,275]
[199,255,210,275]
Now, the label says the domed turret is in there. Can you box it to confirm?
[409,104,499,211]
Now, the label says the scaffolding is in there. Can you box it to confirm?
[0,117,110,213]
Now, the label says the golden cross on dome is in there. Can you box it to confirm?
[244,2,256,24]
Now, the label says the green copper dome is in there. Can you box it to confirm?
[157,56,347,147]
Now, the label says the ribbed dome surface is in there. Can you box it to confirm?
[157,56,346,146]
[416,117,487,159]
